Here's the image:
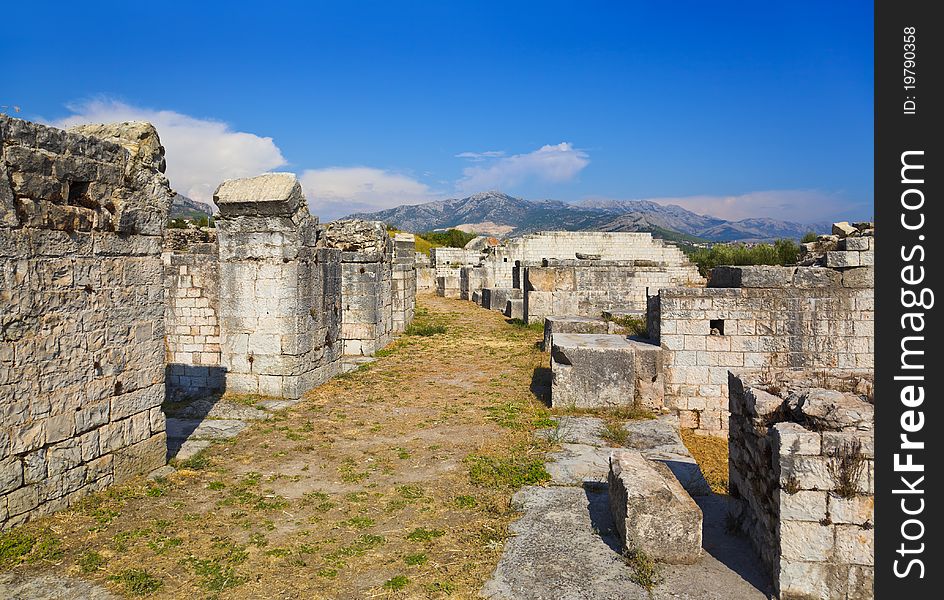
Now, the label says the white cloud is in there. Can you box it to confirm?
[455,150,506,160]
[636,190,864,222]
[50,99,286,205]
[457,142,589,193]
[300,167,441,220]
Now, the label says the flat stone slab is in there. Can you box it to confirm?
[0,573,116,599]
[170,439,211,461]
[543,316,610,351]
[538,415,711,496]
[609,449,703,563]
[551,334,636,409]
[165,397,271,421]
[545,443,611,486]
[165,418,248,441]
[483,486,769,600]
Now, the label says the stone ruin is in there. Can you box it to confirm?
[441,215,874,595]
[728,370,874,599]
[1,115,173,529]
[1,116,418,529]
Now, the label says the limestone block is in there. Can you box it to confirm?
[841,237,871,251]
[113,432,166,483]
[709,265,796,288]
[832,221,857,237]
[627,339,664,411]
[213,172,304,217]
[505,298,524,320]
[825,251,860,268]
[792,267,842,288]
[542,316,609,352]
[607,449,703,563]
[550,334,635,409]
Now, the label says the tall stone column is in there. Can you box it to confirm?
[213,173,341,399]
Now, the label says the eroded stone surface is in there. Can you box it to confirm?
[0,573,116,600]
[608,449,703,564]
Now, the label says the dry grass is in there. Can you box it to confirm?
[1,294,550,598]
[680,429,729,494]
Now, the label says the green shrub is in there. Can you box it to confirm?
[418,229,477,248]
[686,239,803,277]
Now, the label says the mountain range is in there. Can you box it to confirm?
[169,194,215,220]
[348,191,829,242]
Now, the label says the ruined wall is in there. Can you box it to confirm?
[728,371,874,600]
[391,233,416,333]
[318,220,393,356]
[656,264,873,436]
[523,258,703,324]
[1,116,172,528]
[214,174,342,398]
[486,231,698,289]
[163,230,223,399]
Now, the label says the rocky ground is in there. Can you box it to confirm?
[1,294,770,599]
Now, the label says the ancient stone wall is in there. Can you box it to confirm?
[214,174,342,398]
[1,116,172,529]
[728,371,874,599]
[163,230,223,399]
[391,233,416,333]
[486,231,698,289]
[523,258,703,324]
[318,219,393,356]
[655,264,873,436]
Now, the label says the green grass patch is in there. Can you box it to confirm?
[109,569,163,596]
[78,550,106,573]
[466,452,550,489]
[623,549,664,592]
[405,323,447,337]
[0,528,63,568]
[507,318,544,332]
[404,552,428,565]
[383,575,410,591]
[406,528,444,542]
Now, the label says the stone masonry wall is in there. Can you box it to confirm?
[391,233,416,333]
[728,371,874,599]
[163,234,223,400]
[318,220,393,356]
[486,231,698,289]
[523,258,703,324]
[656,265,873,436]
[214,174,343,398]
[1,116,172,529]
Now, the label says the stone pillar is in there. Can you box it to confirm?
[213,173,341,399]
[317,219,394,356]
[392,233,416,333]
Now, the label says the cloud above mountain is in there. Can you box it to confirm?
[300,167,441,220]
[50,99,286,205]
[457,142,589,193]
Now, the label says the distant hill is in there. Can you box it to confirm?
[169,194,215,220]
[349,191,827,242]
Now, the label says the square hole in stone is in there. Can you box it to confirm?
[709,319,725,335]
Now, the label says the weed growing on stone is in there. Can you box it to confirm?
[623,549,664,593]
[599,420,629,446]
[827,439,866,499]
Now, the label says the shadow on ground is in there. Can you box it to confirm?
[530,366,551,406]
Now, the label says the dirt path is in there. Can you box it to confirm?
[0,294,553,599]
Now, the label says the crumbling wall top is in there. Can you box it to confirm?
[318,218,391,254]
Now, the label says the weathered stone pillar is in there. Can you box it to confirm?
[317,219,393,356]
[213,173,341,399]
[392,233,416,333]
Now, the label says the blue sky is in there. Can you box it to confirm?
[1,1,873,223]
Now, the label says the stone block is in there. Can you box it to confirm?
[709,265,796,288]
[826,251,860,268]
[792,267,842,288]
[608,449,703,563]
[542,316,609,351]
[550,334,635,409]
[505,298,524,320]
[213,172,303,218]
